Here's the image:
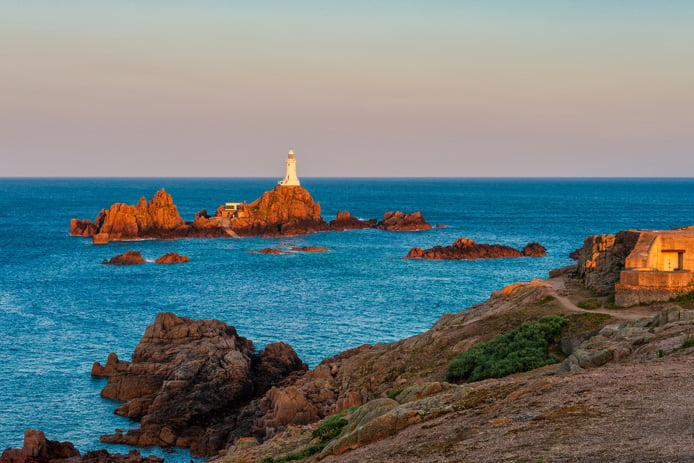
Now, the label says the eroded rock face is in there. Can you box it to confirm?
[102,250,146,265]
[69,218,97,237]
[405,238,546,260]
[376,211,432,231]
[93,312,306,456]
[154,252,189,264]
[574,231,641,294]
[0,429,162,463]
[329,211,376,231]
[229,186,330,237]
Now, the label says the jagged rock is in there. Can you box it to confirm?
[376,211,432,231]
[92,312,306,457]
[0,430,162,463]
[102,251,146,265]
[574,231,641,294]
[154,252,189,264]
[229,186,329,237]
[405,238,546,260]
[70,218,97,237]
[329,211,375,231]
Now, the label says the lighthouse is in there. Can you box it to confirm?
[278,149,301,186]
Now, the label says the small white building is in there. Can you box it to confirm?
[278,149,301,186]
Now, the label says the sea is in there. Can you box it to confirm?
[1,178,693,461]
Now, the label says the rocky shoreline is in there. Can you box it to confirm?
[8,229,694,462]
[70,186,433,244]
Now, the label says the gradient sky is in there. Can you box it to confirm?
[1,1,693,177]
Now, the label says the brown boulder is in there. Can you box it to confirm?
[522,242,547,257]
[330,211,376,231]
[154,252,189,264]
[102,251,146,265]
[405,238,546,260]
[93,312,306,456]
[376,211,432,231]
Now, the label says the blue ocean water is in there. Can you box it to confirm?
[1,178,693,460]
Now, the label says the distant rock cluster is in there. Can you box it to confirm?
[70,186,434,244]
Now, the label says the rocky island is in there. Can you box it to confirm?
[70,152,432,243]
[406,237,546,259]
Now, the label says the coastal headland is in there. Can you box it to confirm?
[8,228,694,462]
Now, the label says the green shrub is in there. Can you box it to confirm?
[577,298,601,310]
[446,315,568,383]
[312,413,348,442]
[683,336,694,349]
[671,290,694,303]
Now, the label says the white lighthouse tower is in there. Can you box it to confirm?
[278,149,301,186]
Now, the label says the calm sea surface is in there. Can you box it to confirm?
[1,178,693,460]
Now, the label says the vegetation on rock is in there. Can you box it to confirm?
[446,315,568,382]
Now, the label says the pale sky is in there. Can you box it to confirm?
[1,1,693,177]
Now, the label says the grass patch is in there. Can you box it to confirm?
[682,335,694,349]
[446,315,568,383]
[671,290,694,306]
[576,298,601,310]
[387,388,405,400]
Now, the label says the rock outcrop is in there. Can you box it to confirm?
[406,238,546,260]
[154,252,189,264]
[102,250,146,265]
[0,430,162,463]
[376,211,432,231]
[574,231,641,294]
[329,211,376,231]
[229,186,330,237]
[92,312,306,456]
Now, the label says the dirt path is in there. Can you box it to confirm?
[546,275,656,321]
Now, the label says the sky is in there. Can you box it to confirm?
[1,1,693,177]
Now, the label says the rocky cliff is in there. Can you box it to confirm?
[406,238,546,260]
[574,231,641,294]
[92,312,306,456]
